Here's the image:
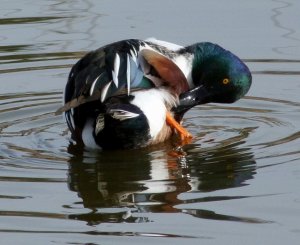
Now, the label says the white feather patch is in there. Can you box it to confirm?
[173,54,194,88]
[126,54,131,95]
[131,89,177,138]
[109,109,139,121]
[89,74,101,96]
[145,37,183,51]
[130,46,137,56]
[101,81,112,102]
[130,49,138,64]
[112,53,120,87]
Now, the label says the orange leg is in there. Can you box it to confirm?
[166,111,193,141]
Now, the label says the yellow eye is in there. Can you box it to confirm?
[222,78,230,85]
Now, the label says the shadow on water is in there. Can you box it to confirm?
[67,137,260,224]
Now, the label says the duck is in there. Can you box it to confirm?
[56,38,252,150]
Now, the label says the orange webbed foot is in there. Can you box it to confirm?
[166,111,193,144]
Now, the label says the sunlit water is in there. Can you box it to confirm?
[1,1,300,244]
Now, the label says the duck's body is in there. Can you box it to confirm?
[59,38,252,150]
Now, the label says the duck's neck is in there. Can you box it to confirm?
[184,42,228,86]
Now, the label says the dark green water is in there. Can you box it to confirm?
[1,1,300,244]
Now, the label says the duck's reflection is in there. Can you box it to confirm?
[67,140,256,224]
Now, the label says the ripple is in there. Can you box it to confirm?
[1,59,300,228]
[182,208,272,224]
[0,16,67,25]
[0,228,199,239]
[0,51,84,74]
[1,85,299,185]
[184,95,300,159]
[0,91,69,184]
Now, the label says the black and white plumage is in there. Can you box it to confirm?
[59,38,191,149]
[58,38,252,149]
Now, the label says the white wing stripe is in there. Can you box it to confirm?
[112,53,120,87]
[126,54,131,95]
[130,49,137,64]
[101,81,112,102]
[89,74,101,96]
[110,109,139,121]
[131,46,137,56]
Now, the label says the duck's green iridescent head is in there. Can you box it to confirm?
[191,42,252,103]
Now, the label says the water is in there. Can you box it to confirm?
[1,0,300,244]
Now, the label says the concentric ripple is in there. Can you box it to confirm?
[1,84,299,180]
[0,47,300,231]
[0,92,68,163]
[185,95,300,165]
[1,91,298,163]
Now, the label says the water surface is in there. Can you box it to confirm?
[1,1,300,244]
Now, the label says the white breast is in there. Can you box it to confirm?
[131,88,177,139]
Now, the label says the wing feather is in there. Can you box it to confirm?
[59,39,187,121]
[101,81,112,102]
[59,39,193,141]
[126,54,131,95]
[59,40,148,114]
[140,49,189,95]
[112,53,120,87]
[89,74,101,96]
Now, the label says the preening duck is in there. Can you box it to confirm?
[57,38,252,149]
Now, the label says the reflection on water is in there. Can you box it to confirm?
[67,136,259,224]
[1,76,299,230]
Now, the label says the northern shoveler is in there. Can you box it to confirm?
[57,38,252,149]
